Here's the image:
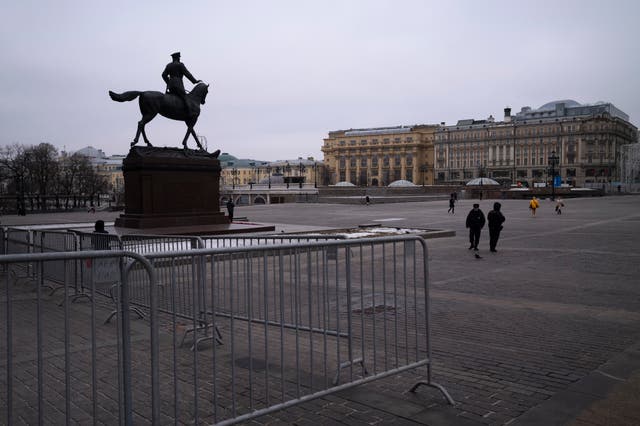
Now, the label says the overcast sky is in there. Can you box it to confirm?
[1,0,638,161]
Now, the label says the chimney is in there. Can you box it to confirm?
[504,107,512,123]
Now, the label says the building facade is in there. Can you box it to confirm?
[321,125,437,186]
[218,153,326,188]
[434,100,638,187]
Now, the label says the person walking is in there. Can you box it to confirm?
[555,197,565,215]
[226,199,235,223]
[487,202,505,253]
[465,203,485,251]
[529,196,539,216]
[448,195,455,214]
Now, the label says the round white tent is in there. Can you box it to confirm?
[388,180,416,187]
[466,177,500,186]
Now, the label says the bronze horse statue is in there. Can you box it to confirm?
[109,82,209,150]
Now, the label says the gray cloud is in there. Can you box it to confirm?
[1,0,638,160]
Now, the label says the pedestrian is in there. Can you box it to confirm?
[365,195,371,205]
[447,195,455,214]
[92,220,110,250]
[465,203,485,251]
[529,196,539,216]
[487,202,505,253]
[555,197,565,215]
[226,199,235,222]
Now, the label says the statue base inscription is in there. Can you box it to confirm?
[115,146,227,229]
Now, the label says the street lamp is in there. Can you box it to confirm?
[231,168,239,189]
[298,162,306,188]
[548,150,559,200]
[284,162,291,188]
[313,162,318,188]
[266,166,272,189]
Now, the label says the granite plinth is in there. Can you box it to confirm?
[115,146,228,229]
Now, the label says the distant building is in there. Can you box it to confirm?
[219,153,325,188]
[321,125,438,186]
[434,100,638,187]
[72,146,125,194]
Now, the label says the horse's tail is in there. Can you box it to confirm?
[108,91,141,102]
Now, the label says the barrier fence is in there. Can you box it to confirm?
[1,233,453,425]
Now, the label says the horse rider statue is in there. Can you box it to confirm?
[162,52,199,116]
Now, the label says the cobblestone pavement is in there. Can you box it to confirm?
[3,195,640,425]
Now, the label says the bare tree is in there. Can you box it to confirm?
[26,143,59,210]
[59,152,88,209]
[0,144,32,214]
[77,159,109,207]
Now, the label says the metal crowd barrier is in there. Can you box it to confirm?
[1,235,453,425]
[1,250,157,426]
[133,235,454,424]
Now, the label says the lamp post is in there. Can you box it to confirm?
[266,166,272,189]
[548,150,559,200]
[298,162,306,188]
[313,162,318,188]
[231,168,239,189]
[284,162,291,188]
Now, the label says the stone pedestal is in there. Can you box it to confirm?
[115,147,227,229]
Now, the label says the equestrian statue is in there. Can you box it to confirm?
[109,52,215,153]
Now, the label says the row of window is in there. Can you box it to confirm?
[328,136,415,147]
[338,154,416,169]
[435,123,628,141]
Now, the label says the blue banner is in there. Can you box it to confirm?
[554,176,562,187]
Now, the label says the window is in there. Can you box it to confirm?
[383,155,390,167]
[350,157,357,168]
[339,157,346,169]
[394,155,401,167]
[360,157,367,167]
[372,156,378,167]
[406,154,413,166]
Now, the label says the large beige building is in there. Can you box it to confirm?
[434,100,638,187]
[321,125,438,186]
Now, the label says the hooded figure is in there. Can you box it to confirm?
[487,202,505,252]
[465,203,485,251]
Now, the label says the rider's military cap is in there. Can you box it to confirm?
[171,52,181,58]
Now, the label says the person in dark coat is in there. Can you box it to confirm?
[448,195,455,214]
[465,203,485,251]
[92,220,110,250]
[487,202,505,253]
[226,199,235,222]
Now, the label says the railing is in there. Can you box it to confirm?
[1,234,453,425]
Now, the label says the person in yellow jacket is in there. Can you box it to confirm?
[529,196,540,216]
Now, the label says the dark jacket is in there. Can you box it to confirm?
[466,208,486,229]
[162,61,198,94]
[488,210,505,229]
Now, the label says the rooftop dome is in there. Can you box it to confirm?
[332,181,356,187]
[537,99,581,111]
[388,180,416,187]
[466,177,500,186]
